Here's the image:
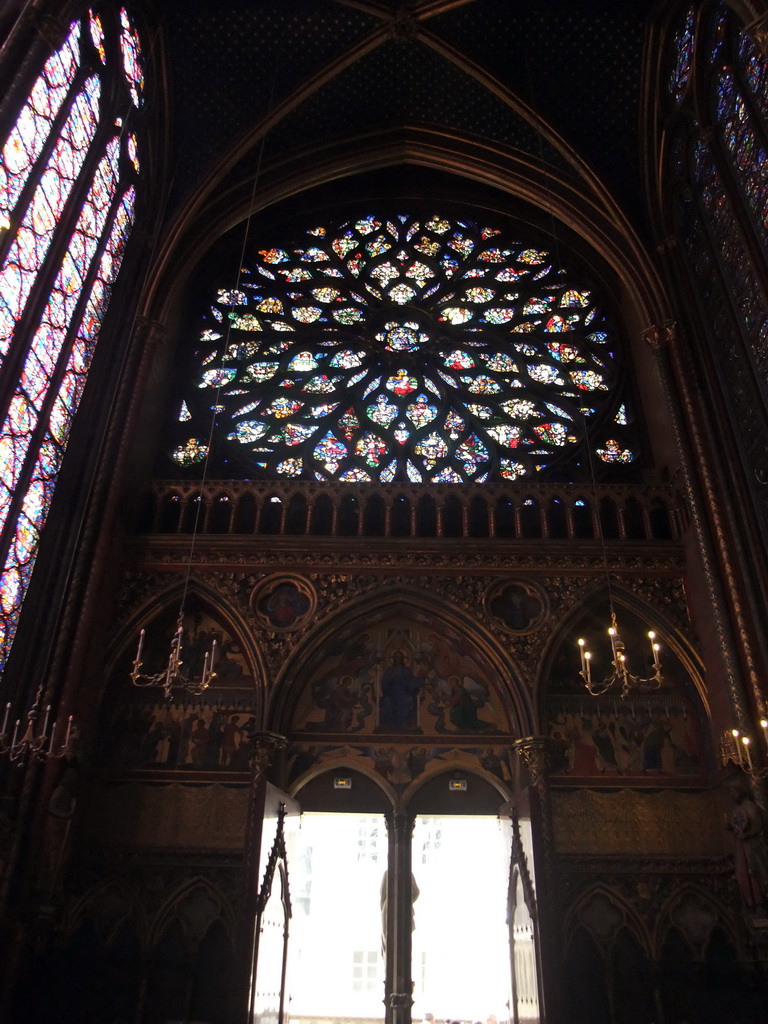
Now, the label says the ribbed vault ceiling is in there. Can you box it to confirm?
[161,0,656,229]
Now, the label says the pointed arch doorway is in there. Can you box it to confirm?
[287,766,524,1024]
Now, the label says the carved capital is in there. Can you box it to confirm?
[385,810,416,838]
[513,736,550,790]
[251,731,287,775]
[389,992,414,1008]
[134,316,168,349]
[643,321,678,351]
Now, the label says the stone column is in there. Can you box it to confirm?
[512,736,559,1024]
[384,810,416,1024]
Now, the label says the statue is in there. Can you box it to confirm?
[726,774,768,913]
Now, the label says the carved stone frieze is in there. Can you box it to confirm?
[551,789,728,859]
[127,542,685,576]
[556,869,740,947]
[116,566,692,692]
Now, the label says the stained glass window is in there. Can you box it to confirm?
[0,9,142,673]
[174,214,636,483]
[669,8,695,103]
[666,2,768,541]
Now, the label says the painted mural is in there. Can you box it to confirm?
[546,697,704,778]
[101,691,261,770]
[545,607,706,780]
[290,611,509,738]
[102,608,258,771]
[132,607,252,686]
[251,574,315,632]
[285,741,515,793]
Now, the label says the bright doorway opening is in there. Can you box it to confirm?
[412,815,511,1024]
[287,812,511,1024]
[288,812,387,1024]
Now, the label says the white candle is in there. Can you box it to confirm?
[742,735,753,770]
[578,638,586,673]
[64,715,73,747]
[648,631,660,668]
[608,625,618,661]
[731,728,742,765]
[42,704,51,736]
[1,702,9,736]
[136,628,145,665]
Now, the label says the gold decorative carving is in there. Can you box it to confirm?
[83,782,249,850]
[251,732,287,776]
[551,789,727,857]
[514,737,550,793]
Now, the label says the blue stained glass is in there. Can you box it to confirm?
[177,213,628,485]
[0,21,80,219]
[1,77,102,367]
[1,8,141,674]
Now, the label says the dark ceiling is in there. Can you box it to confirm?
[158,0,659,235]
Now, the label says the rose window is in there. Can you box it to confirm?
[172,214,636,482]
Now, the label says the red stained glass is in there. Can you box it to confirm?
[0,78,101,366]
[177,214,634,484]
[0,7,141,673]
[0,22,80,217]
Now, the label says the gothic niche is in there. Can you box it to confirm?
[100,603,259,772]
[545,602,706,780]
[286,607,515,793]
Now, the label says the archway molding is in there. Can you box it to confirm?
[536,579,709,720]
[148,875,236,953]
[267,580,534,738]
[66,876,147,949]
[101,578,268,722]
[142,126,673,339]
[562,883,653,960]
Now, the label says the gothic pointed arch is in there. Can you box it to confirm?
[273,584,531,800]
[655,881,744,962]
[541,583,710,782]
[149,875,236,952]
[66,876,146,949]
[95,583,266,774]
[271,582,532,733]
[563,884,652,960]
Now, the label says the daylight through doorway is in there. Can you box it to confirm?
[287,812,511,1024]
[412,815,511,1024]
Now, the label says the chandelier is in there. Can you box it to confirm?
[720,722,768,780]
[1,684,76,766]
[574,404,664,698]
[128,126,274,701]
[577,611,663,698]
[130,612,217,700]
